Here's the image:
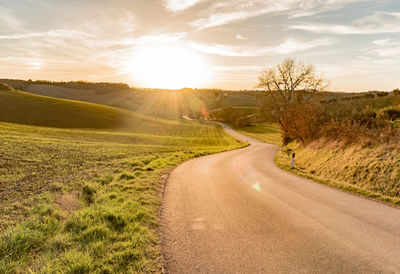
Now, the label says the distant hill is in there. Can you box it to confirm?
[0,83,235,138]
[1,79,259,120]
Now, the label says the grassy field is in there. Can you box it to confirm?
[237,123,400,206]
[0,87,244,272]
[236,123,281,145]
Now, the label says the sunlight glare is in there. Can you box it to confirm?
[129,47,208,89]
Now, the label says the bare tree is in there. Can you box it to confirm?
[256,58,328,115]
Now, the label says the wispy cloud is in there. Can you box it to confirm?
[375,46,400,57]
[287,0,368,18]
[273,39,334,54]
[191,43,256,56]
[134,32,187,46]
[373,39,392,46]
[292,12,400,34]
[236,34,247,40]
[191,2,284,30]
[191,0,367,30]
[0,30,95,40]
[0,8,23,30]
[213,65,263,71]
[370,38,400,57]
[191,38,334,56]
[164,0,204,12]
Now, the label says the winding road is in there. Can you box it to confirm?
[161,124,400,273]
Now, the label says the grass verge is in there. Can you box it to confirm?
[275,143,400,207]
[236,123,400,207]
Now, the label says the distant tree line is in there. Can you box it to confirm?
[0,79,131,93]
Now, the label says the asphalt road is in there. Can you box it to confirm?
[161,124,400,273]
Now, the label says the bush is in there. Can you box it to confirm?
[280,99,400,146]
[380,107,400,121]
[280,103,326,144]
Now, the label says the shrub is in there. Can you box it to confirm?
[280,103,326,144]
[380,107,400,121]
[377,91,389,97]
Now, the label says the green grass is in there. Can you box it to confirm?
[236,123,282,145]
[0,88,124,129]
[0,88,245,272]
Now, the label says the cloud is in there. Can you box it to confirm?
[190,43,256,56]
[213,65,263,71]
[134,32,187,46]
[236,34,247,40]
[191,2,284,30]
[273,39,334,54]
[164,0,203,12]
[292,12,400,34]
[375,47,400,57]
[26,62,42,70]
[287,0,368,18]
[191,38,334,56]
[0,8,23,30]
[0,30,95,40]
[373,39,392,46]
[191,0,367,30]
[371,38,400,57]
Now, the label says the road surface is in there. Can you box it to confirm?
[161,124,400,273]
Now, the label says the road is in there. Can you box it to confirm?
[161,124,400,273]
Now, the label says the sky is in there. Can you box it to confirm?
[0,0,399,91]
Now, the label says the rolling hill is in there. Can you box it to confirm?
[0,87,124,129]
[1,79,259,120]
[0,82,245,272]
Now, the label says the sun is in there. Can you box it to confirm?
[128,46,209,89]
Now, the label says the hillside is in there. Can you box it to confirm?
[0,86,236,143]
[1,79,259,120]
[0,88,124,129]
